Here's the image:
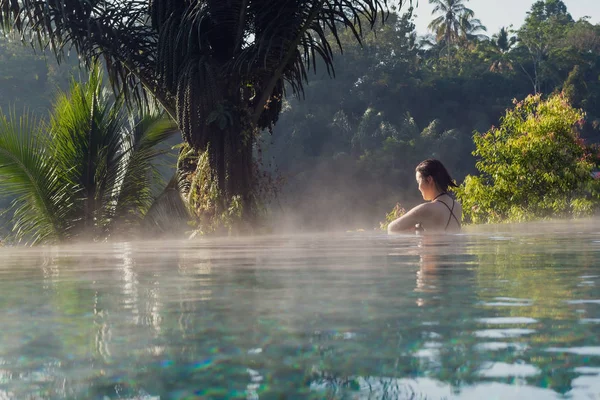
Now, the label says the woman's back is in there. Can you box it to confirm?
[388,194,462,233]
[427,194,462,232]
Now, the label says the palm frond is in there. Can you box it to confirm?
[460,7,475,18]
[428,0,486,46]
[2,0,402,151]
[141,171,190,236]
[0,0,160,110]
[0,62,178,244]
[239,0,394,127]
[48,63,127,235]
[107,111,179,229]
[430,1,448,15]
[428,15,446,32]
[0,111,75,244]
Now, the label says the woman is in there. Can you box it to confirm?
[388,159,462,233]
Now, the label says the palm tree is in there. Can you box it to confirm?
[0,65,178,244]
[489,27,517,73]
[459,15,488,43]
[0,0,395,230]
[428,0,475,43]
[493,27,517,53]
[427,0,478,62]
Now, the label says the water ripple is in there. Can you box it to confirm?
[566,299,600,304]
[474,329,536,338]
[477,317,538,324]
[474,342,529,351]
[477,362,540,378]
[546,347,600,356]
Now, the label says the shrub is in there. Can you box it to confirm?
[455,93,600,224]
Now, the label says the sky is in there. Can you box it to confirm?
[403,0,600,36]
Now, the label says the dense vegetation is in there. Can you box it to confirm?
[0,0,599,236]
[456,93,600,223]
[0,0,399,233]
[0,66,179,244]
[264,0,600,229]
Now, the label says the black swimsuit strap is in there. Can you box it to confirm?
[436,197,461,230]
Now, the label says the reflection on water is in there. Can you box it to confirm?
[0,220,600,398]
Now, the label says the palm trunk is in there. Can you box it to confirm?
[178,109,256,235]
[220,120,255,217]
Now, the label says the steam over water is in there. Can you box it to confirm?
[1,220,600,399]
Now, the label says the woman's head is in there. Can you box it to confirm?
[415,159,457,200]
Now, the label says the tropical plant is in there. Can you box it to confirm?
[455,93,600,224]
[0,0,399,231]
[493,27,517,53]
[427,0,482,61]
[0,65,178,244]
[458,14,487,43]
[428,0,474,43]
[488,27,517,73]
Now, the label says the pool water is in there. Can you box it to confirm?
[1,220,600,399]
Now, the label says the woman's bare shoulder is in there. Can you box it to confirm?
[406,202,437,216]
[388,202,433,233]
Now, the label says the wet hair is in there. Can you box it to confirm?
[415,159,458,193]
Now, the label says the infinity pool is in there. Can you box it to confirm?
[1,220,600,399]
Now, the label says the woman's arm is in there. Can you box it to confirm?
[387,203,430,234]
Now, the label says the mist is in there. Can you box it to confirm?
[1,1,600,240]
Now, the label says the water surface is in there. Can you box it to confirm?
[1,220,600,399]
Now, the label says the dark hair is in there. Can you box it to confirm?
[415,159,458,192]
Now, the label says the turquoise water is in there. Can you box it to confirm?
[1,220,600,399]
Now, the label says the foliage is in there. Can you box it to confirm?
[0,0,402,231]
[455,93,600,224]
[0,65,178,244]
[260,0,600,229]
[516,0,575,94]
[428,0,476,44]
[0,36,81,238]
[379,203,406,230]
[427,0,486,63]
[488,27,517,73]
[562,65,587,108]
[2,1,600,230]
[178,144,250,236]
[179,139,283,236]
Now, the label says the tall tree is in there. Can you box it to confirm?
[489,27,517,73]
[427,0,478,62]
[516,0,574,93]
[0,0,397,231]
